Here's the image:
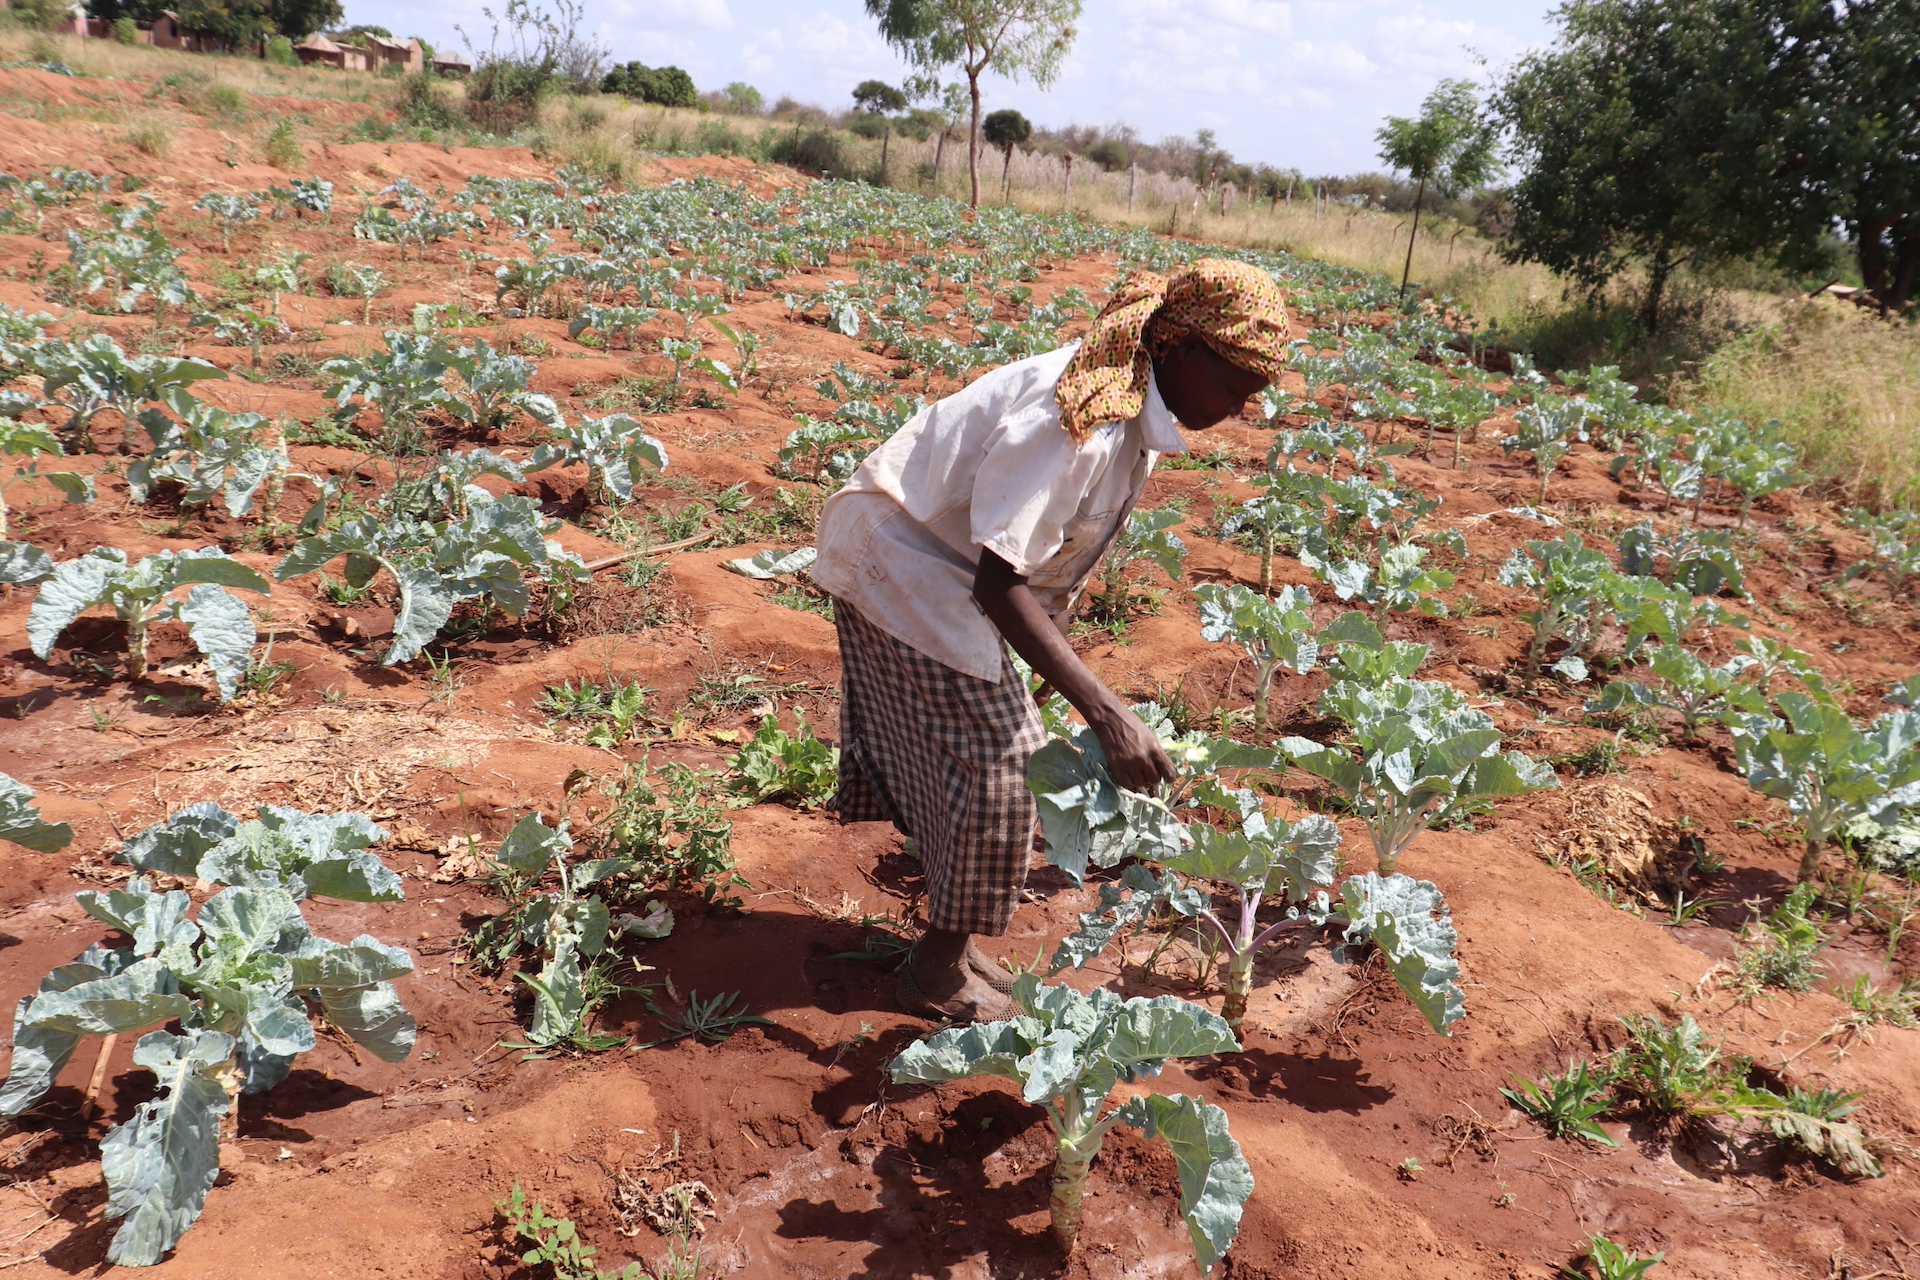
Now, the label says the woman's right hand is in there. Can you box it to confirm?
[1090,703,1176,793]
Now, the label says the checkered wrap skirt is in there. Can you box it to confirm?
[828,598,1047,935]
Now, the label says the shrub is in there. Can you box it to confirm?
[692,116,751,157]
[125,122,170,157]
[767,126,849,177]
[113,15,139,44]
[398,70,462,130]
[207,82,245,115]
[723,81,762,113]
[603,60,696,107]
[264,117,301,168]
[466,56,553,134]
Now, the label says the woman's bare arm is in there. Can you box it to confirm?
[973,548,1175,791]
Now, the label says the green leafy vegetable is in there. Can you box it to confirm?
[890,975,1250,1274]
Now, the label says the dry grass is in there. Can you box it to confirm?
[124,120,169,156]
[0,29,391,104]
[1674,301,1920,510]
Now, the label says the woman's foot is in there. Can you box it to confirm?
[966,939,1015,995]
[900,931,1014,1022]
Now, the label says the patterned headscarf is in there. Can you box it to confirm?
[1054,258,1291,442]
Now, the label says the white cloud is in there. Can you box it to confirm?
[737,10,910,92]
[602,0,735,33]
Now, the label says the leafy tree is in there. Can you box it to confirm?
[723,81,763,113]
[602,61,697,108]
[1490,0,1832,332]
[1815,0,1920,311]
[1374,78,1497,294]
[982,107,1032,200]
[866,0,1082,207]
[272,0,341,38]
[852,78,909,114]
[174,0,273,48]
[853,79,912,173]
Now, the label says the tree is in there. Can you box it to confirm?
[602,62,697,108]
[1490,0,1831,333]
[273,0,342,39]
[1375,78,1498,296]
[1816,0,1920,312]
[983,108,1031,201]
[84,0,171,20]
[852,78,909,114]
[174,0,272,46]
[866,0,1083,207]
[853,80,911,178]
[908,77,971,183]
[723,81,764,114]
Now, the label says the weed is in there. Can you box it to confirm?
[497,1183,641,1280]
[1836,974,1920,1038]
[207,83,245,115]
[287,416,363,448]
[634,989,772,1049]
[1549,735,1626,778]
[1503,1060,1620,1146]
[593,760,747,910]
[540,678,652,747]
[831,1021,877,1065]
[126,122,170,157]
[769,582,833,617]
[265,118,301,169]
[1613,1014,1725,1115]
[423,650,464,707]
[316,571,372,605]
[244,649,298,698]
[1158,446,1238,471]
[829,913,918,970]
[1732,884,1828,996]
[586,375,682,416]
[1665,889,1723,927]
[685,672,775,716]
[726,712,838,809]
[1395,1157,1422,1181]
[1560,1233,1664,1279]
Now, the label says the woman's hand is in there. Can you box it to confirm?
[973,549,1176,793]
[1089,703,1177,793]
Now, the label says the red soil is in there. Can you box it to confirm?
[0,61,1915,1280]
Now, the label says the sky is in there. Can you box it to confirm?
[343,0,1561,175]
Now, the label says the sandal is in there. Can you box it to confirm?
[897,967,1016,1023]
[966,942,1016,996]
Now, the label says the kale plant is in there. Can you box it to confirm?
[0,813,415,1265]
[891,976,1251,1273]
[1729,692,1920,881]
[1282,677,1555,874]
[275,496,587,665]
[0,772,73,852]
[28,547,268,701]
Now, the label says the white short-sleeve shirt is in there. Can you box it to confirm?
[811,344,1187,681]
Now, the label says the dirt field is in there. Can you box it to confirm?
[0,59,1916,1280]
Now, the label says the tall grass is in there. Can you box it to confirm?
[1674,303,1920,510]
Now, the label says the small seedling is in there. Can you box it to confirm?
[635,989,772,1049]
[1561,1233,1664,1279]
